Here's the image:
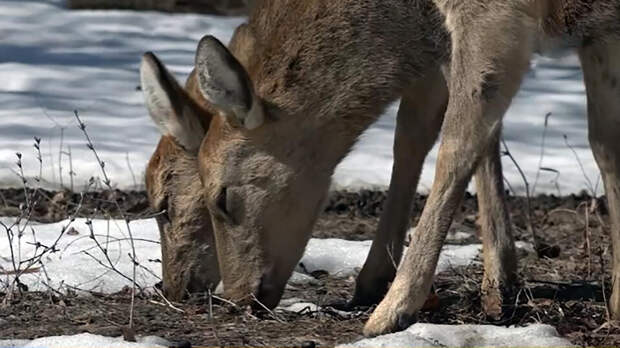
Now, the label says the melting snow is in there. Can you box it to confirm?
[0,217,496,293]
[340,323,575,347]
[0,0,601,195]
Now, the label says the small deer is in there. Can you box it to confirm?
[142,0,620,337]
[141,53,220,300]
[140,24,265,299]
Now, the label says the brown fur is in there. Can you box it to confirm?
[366,0,620,336]
[195,0,453,309]
[144,71,219,301]
[151,0,620,336]
[141,25,259,300]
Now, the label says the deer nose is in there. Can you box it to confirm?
[252,271,284,310]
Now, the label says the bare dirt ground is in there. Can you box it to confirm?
[1,188,619,346]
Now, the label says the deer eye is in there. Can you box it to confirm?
[155,196,171,224]
[216,187,228,215]
[213,186,236,225]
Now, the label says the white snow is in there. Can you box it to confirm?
[0,0,244,191]
[298,239,374,278]
[340,323,575,347]
[278,298,322,314]
[287,271,319,287]
[0,333,175,348]
[0,0,601,195]
[334,54,598,195]
[0,324,575,347]
[0,216,568,345]
[298,238,535,278]
[0,217,491,293]
[0,217,163,293]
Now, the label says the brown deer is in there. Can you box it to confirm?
[139,24,262,299]
[141,52,220,300]
[143,0,620,337]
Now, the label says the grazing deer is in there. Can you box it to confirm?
[145,0,511,330]
[141,53,220,300]
[140,25,264,299]
[143,0,620,337]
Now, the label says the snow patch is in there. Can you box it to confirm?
[0,217,163,293]
[0,216,570,346]
[340,323,575,347]
[0,0,601,194]
[298,238,534,278]
[0,216,535,295]
[0,325,575,347]
[0,333,176,348]
[288,271,320,287]
[278,298,321,313]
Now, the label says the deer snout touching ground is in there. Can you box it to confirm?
[141,52,220,300]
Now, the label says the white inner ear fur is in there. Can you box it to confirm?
[140,59,175,136]
[140,57,205,152]
[195,36,265,130]
[232,94,264,130]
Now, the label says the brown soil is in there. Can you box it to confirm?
[1,188,619,346]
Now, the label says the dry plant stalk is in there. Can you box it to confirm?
[1,139,86,302]
[501,139,540,251]
[74,110,139,330]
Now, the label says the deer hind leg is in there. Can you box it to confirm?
[352,67,448,307]
[578,38,620,319]
[363,9,536,336]
[476,134,517,319]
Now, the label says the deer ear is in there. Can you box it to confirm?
[140,52,206,152]
[228,23,256,69]
[195,35,264,130]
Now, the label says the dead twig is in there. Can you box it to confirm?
[532,112,552,196]
[501,139,539,251]
[251,293,286,323]
[75,109,140,329]
[148,299,185,313]
[152,287,185,313]
[600,246,611,323]
[125,152,138,189]
[74,110,111,187]
[564,134,596,196]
